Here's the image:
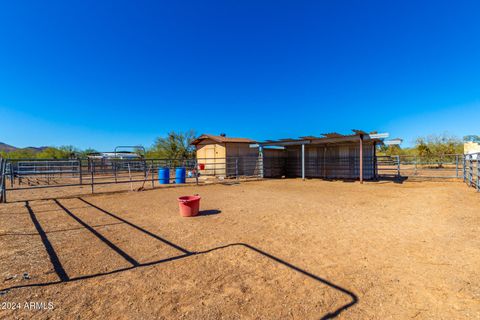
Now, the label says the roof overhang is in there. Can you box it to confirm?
[258,130,390,147]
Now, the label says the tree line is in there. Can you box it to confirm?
[1,132,477,160]
[377,134,477,160]
[0,130,196,160]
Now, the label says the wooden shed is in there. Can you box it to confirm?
[191,134,258,177]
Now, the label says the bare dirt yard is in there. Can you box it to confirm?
[0,179,479,319]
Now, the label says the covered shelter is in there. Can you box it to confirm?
[259,130,388,183]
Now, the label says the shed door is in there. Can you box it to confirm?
[205,146,215,159]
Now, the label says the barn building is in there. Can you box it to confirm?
[192,130,388,182]
[259,130,387,182]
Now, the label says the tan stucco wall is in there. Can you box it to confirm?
[196,139,226,176]
[195,141,259,176]
[464,141,480,155]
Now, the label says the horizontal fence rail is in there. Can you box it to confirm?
[464,153,479,191]
[1,156,264,202]
[1,153,478,203]
[0,157,6,203]
[377,154,466,179]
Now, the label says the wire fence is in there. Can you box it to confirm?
[0,156,264,202]
[0,157,7,203]
[464,153,480,191]
[275,156,377,179]
[377,154,465,179]
[0,153,478,203]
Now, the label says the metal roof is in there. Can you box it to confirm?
[258,130,389,146]
[191,134,256,145]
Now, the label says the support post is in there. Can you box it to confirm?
[114,160,117,183]
[4,161,7,203]
[0,159,5,203]
[469,155,473,187]
[477,155,480,192]
[3,162,7,203]
[143,159,147,179]
[195,159,199,185]
[323,146,326,178]
[396,155,401,177]
[91,160,94,194]
[455,155,459,178]
[373,141,377,180]
[301,144,305,181]
[259,145,264,179]
[414,156,417,176]
[151,160,155,188]
[359,135,363,184]
[463,155,466,183]
[235,158,239,180]
[10,162,14,188]
[127,163,132,191]
[79,159,83,185]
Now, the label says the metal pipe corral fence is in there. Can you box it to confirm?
[463,153,479,191]
[0,157,7,203]
[1,153,479,203]
[1,156,265,202]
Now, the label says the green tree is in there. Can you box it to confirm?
[413,134,462,164]
[464,135,480,143]
[58,145,80,158]
[80,148,98,158]
[147,130,196,159]
[377,144,405,156]
[0,149,37,159]
[37,147,69,159]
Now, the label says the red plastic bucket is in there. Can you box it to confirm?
[178,195,201,217]
[198,163,205,170]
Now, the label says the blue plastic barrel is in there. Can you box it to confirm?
[158,167,170,184]
[175,167,186,184]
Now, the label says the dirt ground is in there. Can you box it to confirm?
[0,179,479,319]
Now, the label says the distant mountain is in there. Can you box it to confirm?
[0,142,17,152]
[0,142,48,153]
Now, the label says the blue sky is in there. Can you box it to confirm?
[1,0,479,150]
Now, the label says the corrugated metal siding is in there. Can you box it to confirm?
[281,142,375,179]
[263,149,287,177]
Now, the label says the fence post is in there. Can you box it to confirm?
[10,162,14,188]
[151,160,155,188]
[396,155,400,177]
[258,145,264,179]
[143,159,147,180]
[235,158,239,180]
[455,155,459,178]
[463,155,466,183]
[4,161,7,203]
[469,155,473,187]
[79,159,83,185]
[3,160,7,203]
[0,159,4,203]
[301,144,305,181]
[477,155,480,192]
[414,156,417,176]
[114,159,117,183]
[195,159,199,185]
[91,160,94,194]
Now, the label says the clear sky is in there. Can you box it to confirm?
[1,0,479,150]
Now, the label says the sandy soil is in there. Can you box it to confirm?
[0,179,479,319]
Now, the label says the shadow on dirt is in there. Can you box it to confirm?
[3,198,358,319]
[198,209,221,216]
